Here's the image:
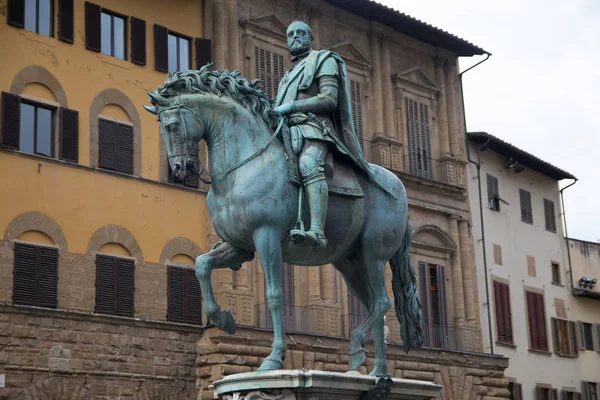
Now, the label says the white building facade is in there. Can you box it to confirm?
[466,132,599,399]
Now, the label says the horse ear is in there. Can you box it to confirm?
[143,105,157,115]
[148,91,170,107]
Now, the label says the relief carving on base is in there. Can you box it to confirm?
[222,389,296,400]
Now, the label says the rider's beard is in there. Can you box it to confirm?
[289,39,312,56]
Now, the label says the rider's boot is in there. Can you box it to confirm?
[304,179,328,248]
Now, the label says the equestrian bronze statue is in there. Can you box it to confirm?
[144,20,424,376]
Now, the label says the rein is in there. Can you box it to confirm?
[158,103,285,183]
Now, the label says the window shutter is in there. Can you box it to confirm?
[517,384,523,400]
[13,243,38,306]
[569,321,579,356]
[581,383,588,400]
[503,284,513,342]
[99,119,117,170]
[520,190,528,222]
[167,266,185,323]
[85,2,102,52]
[95,254,117,314]
[7,0,25,28]
[551,318,559,354]
[552,389,559,400]
[116,123,134,174]
[195,38,212,69]
[185,268,202,325]
[418,262,429,327]
[58,0,75,43]
[527,292,539,349]
[419,103,433,178]
[116,258,134,317]
[130,17,146,65]
[2,91,21,149]
[536,293,547,350]
[406,98,419,175]
[536,387,543,400]
[59,107,79,162]
[493,281,505,342]
[487,174,494,205]
[350,80,364,151]
[595,324,600,352]
[256,48,284,100]
[576,321,586,350]
[282,263,295,306]
[37,246,58,308]
[154,24,168,72]
[549,201,556,232]
[436,265,448,348]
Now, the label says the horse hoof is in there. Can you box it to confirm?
[212,310,237,334]
[258,358,284,371]
[348,347,366,370]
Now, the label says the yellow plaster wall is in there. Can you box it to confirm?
[0,0,204,181]
[170,254,195,265]
[21,83,57,103]
[98,243,132,257]
[17,231,55,246]
[0,153,209,262]
[99,104,131,122]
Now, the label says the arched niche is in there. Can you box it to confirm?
[87,225,143,263]
[4,212,67,251]
[10,65,68,107]
[159,237,202,265]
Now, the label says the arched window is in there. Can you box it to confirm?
[95,243,135,317]
[2,66,78,162]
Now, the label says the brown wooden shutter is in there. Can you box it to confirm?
[257,48,284,99]
[195,38,212,69]
[85,2,101,52]
[59,107,79,162]
[95,254,117,314]
[130,17,146,65]
[350,80,364,151]
[154,24,168,72]
[436,265,448,348]
[551,318,559,354]
[569,321,579,356]
[418,262,430,331]
[527,292,539,349]
[7,0,25,28]
[595,324,600,352]
[2,91,21,149]
[552,389,559,400]
[99,118,117,170]
[37,246,58,308]
[494,281,505,342]
[116,258,134,317]
[536,293,548,350]
[167,266,185,323]
[185,268,202,325]
[58,0,75,43]
[116,123,134,174]
[13,243,38,306]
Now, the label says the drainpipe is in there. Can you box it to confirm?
[560,179,578,290]
[459,52,493,354]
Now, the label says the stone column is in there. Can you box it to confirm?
[227,0,240,70]
[434,58,450,155]
[320,264,336,302]
[308,7,321,49]
[204,0,214,40]
[307,266,321,300]
[381,37,395,137]
[369,31,384,135]
[213,0,228,69]
[445,61,460,157]
[449,216,465,324]
[458,219,476,322]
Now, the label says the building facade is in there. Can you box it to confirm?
[468,132,600,399]
[0,0,510,399]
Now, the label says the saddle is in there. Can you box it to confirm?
[280,123,364,199]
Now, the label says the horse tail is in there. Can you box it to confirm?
[389,220,424,352]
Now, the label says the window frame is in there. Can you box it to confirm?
[24,0,54,37]
[406,97,433,180]
[100,8,127,60]
[167,264,202,326]
[19,99,56,158]
[551,262,561,285]
[167,30,192,73]
[526,290,548,352]
[582,322,594,351]
[94,253,135,317]
[544,198,557,233]
[12,241,58,309]
[487,173,500,211]
[551,317,578,357]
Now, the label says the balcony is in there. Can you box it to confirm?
[362,137,467,188]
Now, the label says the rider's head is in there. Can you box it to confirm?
[286,20,313,57]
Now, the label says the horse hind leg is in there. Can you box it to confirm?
[195,242,254,334]
[335,262,372,371]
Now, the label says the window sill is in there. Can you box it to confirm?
[555,352,578,358]
[551,282,564,287]
[528,349,552,356]
[96,53,132,70]
[496,341,517,349]
[19,30,57,47]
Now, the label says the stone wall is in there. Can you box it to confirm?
[196,327,510,400]
[0,304,201,399]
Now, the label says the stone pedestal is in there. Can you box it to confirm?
[212,370,442,400]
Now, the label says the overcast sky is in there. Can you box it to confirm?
[377,0,600,242]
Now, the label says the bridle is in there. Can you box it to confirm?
[158,102,285,183]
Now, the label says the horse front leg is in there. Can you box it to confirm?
[253,227,286,371]
[196,242,254,334]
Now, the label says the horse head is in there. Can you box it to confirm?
[144,90,204,182]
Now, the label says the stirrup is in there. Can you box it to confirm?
[290,220,307,244]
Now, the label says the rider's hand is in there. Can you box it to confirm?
[274,103,293,116]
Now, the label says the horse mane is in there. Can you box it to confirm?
[156,64,279,129]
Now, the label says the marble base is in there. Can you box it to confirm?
[211,370,442,400]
